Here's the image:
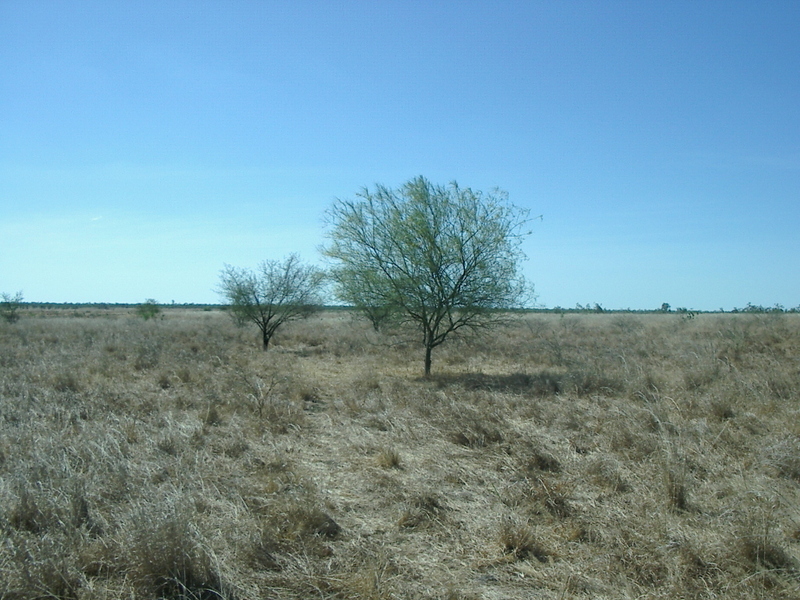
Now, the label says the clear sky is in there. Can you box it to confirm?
[2,1,798,310]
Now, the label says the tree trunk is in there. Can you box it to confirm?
[424,345,433,377]
[261,328,270,350]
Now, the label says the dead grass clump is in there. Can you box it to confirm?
[375,446,402,469]
[678,542,724,592]
[629,370,666,404]
[763,436,800,481]
[157,372,173,389]
[133,340,161,371]
[259,397,306,433]
[265,498,342,543]
[175,366,193,384]
[398,493,447,529]
[740,535,798,575]
[682,362,722,391]
[443,589,481,600]
[300,509,342,538]
[443,402,506,448]
[125,505,227,600]
[337,553,398,600]
[585,456,631,493]
[606,416,659,460]
[534,479,573,519]
[52,370,82,394]
[611,314,645,333]
[709,395,738,421]
[503,472,574,520]
[248,529,283,572]
[611,529,671,589]
[521,447,562,474]
[449,425,503,448]
[5,536,85,600]
[351,371,383,395]
[766,371,799,400]
[8,482,48,534]
[566,365,625,397]
[156,433,184,457]
[498,518,549,562]
[664,467,691,512]
[437,371,562,396]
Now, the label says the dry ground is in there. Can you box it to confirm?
[1,307,799,599]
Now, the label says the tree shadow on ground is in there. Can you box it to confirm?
[427,372,563,395]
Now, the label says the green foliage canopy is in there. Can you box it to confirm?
[323,176,532,375]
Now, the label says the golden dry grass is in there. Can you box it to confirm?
[1,307,799,599]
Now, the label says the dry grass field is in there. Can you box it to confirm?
[1,307,799,599]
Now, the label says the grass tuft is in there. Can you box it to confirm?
[498,518,549,562]
[398,493,447,529]
[126,508,227,599]
[375,446,402,469]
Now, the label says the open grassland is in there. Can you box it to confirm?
[1,308,800,599]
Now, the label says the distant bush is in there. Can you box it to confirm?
[135,299,161,321]
[1,291,23,323]
[733,302,788,314]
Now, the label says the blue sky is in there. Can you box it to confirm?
[2,1,798,310]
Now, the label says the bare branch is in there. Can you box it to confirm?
[218,255,324,350]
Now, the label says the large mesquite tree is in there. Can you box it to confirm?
[323,176,532,375]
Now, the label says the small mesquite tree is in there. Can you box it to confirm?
[0,291,24,324]
[135,298,161,321]
[219,254,325,350]
[323,176,533,376]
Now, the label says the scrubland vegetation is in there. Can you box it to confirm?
[1,308,799,599]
